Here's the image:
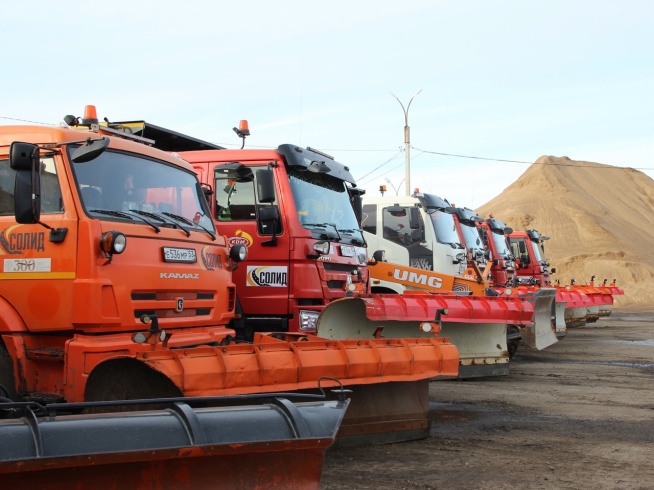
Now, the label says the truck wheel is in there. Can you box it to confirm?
[0,345,17,400]
[85,358,182,404]
[231,298,253,342]
[507,325,520,360]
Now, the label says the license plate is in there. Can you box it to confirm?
[340,245,356,257]
[163,247,197,263]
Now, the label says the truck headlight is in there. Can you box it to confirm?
[313,241,330,255]
[229,244,247,262]
[299,310,319,331]
[100,231,126,255]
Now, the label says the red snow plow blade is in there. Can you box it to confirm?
[596,282,623,316]
[0,394,349,490]
[556,282,623,327]
[556,287,590,327]
[316,293,544,379]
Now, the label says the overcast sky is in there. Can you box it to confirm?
[3,1,652,208]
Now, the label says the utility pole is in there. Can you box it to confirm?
[390,89,422,196]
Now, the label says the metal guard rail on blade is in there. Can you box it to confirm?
[142,333,459,396]
[350,293,535,325]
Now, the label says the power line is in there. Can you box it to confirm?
[2,115,651,172]
[0,115,53,125]
[356,150,404,182]
[412,146,533,164]
[412,146,654,171]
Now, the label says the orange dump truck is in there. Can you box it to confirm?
[0,108,460,484]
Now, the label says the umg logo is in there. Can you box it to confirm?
[392,269,443,289]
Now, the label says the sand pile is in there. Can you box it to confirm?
[476,156,654,309]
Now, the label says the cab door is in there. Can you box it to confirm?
[211,162,289,319]
[0,153,79,332]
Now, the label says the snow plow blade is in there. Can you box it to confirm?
[81,331,458,447]
[575,286,602,323]
[316,294,535,379]
[596,282,623,317]
[517,288,559,350]
[552,297,568,337]
[557,287,589,327]
[558,282,623,325]
[0,395,348,490]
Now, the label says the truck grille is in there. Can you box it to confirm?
[131,291,217,319]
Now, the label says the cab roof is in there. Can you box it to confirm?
[0,124,196,172]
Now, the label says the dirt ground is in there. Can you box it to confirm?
[320,309,654,490]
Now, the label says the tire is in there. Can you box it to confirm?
[507,325,520,360]
[0,345,17,401]
[85,358,181,410]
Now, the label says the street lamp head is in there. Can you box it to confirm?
[389,89,422,196]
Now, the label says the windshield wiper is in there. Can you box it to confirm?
[337,228,366,246]
[302,223,341,241]
[127,210,193,237]
[88,209,161,233]
[163,212,216,240]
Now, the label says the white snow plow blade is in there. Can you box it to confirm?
[518,288,558,350]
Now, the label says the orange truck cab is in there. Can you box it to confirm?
[0,113,246,403]
[180,145,369,338]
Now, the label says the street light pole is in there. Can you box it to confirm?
[385,177,404,196]
[390,89,422,196]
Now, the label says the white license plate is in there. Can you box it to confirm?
[163,247,197,263]
[340,245,356,257]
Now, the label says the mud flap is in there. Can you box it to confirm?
[518,288,558,350]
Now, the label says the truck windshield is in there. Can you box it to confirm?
[69,148,214,233]
[491,231,511,256]
[530,240,544,261]
[426,210,461,246]
[289,168,363,243]
[460,222,484,252]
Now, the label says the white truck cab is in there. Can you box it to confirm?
[362,192,467,292]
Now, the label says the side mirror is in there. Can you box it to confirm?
[10,142,39,170]
[256,169,275,203]
[258,205,279,222]
[352,194,363,224]
[10,142,41,223]
[409,206,421,229]
[258,204,279,248]
[71,137,109,163]
[386,205,406,217]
